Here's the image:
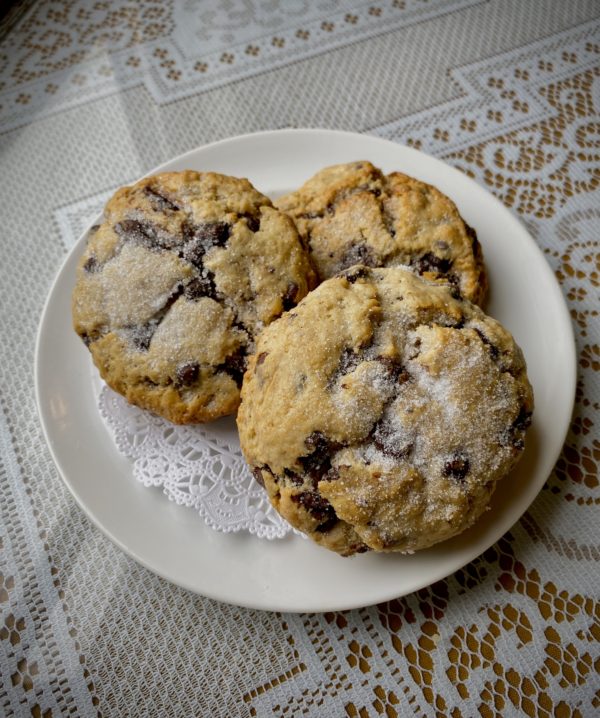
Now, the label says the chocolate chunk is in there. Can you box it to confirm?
[251,467,265,488]
[413,252,452,275]
[184,273,219,301]
[114,219,179,250]
[473,328,500,361]
[176,362,199,386]
[180,221,231,269]
[315,515,339,533]
[256,352,268,366]
[81,330,101,347]
[144,186,180,212]
[291,491,338,530]
[220,349,247,387]
[342,266,369,284]
[352,543,371,554]
[327,348,361,389]
[299,431,341,484]
[283,468,304,486]
[340,243,376,271]
[506,407,533,449]
[446,273,463,299]
[128,284,184,351]
[242,214,260,232]
[115,219,158,247]
[371,421,413,460]
[182,220,231,248]
[180,239,205,269]
[443,453,470,481]
[281,282,298,312]
[89,224,100,233]
[83,256,98,273]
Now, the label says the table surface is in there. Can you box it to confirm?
[1,1,598,716]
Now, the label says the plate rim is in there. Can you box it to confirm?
[34,128,577,612]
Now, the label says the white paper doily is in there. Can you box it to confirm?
[98,385,295,539]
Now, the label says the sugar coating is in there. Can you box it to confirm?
[238,267,533,556]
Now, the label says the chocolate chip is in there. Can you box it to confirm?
[327,348,361,389]
[81,330,101,347]
[473,328,500,361]
[298,211,324,220]
[251,467,265,488]
[342,266,369,284]
[371,421,413,460]
[83,256,98,273]
[291,491,338,531]
[184,273,219,301]
[412,252,452,275]
[183,220,230,247]
[340,242,376,271]
[144,186,180,212]
[256,352,268,366]
[89,224,100,233]
[115,219,158,247]
[115,219,180,250]
[242,214,260,232]
[180,221,231,269]
[283,468,304,486]
[299,431,341,484]
[176,362,199,386]
[127,284,184,351]
[352,544,371,554]
[443,453,470,481]
[505,407,533,449]
[281,282,298,312]
[180,239,202,268]
[220,349,247,387]
[315,515,339,533]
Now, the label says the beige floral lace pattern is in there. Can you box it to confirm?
[1,3,599,717]
[0,0,480,132]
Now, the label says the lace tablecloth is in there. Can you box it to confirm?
[1,1,598,716]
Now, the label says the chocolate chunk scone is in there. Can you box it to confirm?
[72,171,315,424]
[276,161,487,305]
[237,267,533,556]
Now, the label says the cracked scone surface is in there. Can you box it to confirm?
[276,161,487,305]
[238,266,533,556]
[72,170,315,424]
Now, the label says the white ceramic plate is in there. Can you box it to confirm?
[35,129,576,612]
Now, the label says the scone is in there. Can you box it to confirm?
[72,170,316,424]
[237,266,533,556]
[276,161,487,305]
